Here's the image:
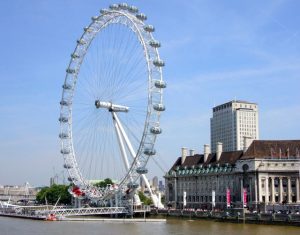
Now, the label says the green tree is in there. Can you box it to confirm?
[94,178,114,188]
[36,187,49,204]
[138,191,152,205]
[36,184,72,205]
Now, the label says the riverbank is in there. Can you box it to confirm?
[0,212,45,220]
[150,208,300,226]
[0,211,166,223]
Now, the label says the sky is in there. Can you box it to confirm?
[0,0,299,186]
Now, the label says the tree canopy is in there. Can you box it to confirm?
[94,178,114,188]
[36,184,72,205]
[138,191,152,205]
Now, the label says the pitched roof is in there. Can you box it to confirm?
[218,151,244,164]
[242,140,300,159]
[169,140,300,170]
[171,154,203,170]
[171,151,243,169]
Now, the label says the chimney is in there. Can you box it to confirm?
[204,144,210,162]
[189,149,195,156]
[243,136,253,153]
[181,147,188,165]
[216,142,223,162]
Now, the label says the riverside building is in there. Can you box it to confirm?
[210,100,259,153]
[0,182,37,202]
[165,140,300,212]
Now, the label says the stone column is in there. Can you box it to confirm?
[258,176,263,202]
[271,177,275,203]
[254,175,258,204]
[174,173,177,208]
[265,177,269,204]
[279,177,283,204]
[296,177,300,203]
[287,177,292,203]
[249,177,252,203]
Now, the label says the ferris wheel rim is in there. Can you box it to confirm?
[59,4,165,200]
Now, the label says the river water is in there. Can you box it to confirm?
[1,217,300,235]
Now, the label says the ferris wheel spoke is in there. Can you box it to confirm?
[109,30,141,96]
[112,52,145,93]
[78,56,100,99]
[74,112,101,173]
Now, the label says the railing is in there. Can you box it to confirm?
[35,207,128,217]
[132,205,151,213]
[0,195,36,201]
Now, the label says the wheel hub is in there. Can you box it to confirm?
[95,100,129,112]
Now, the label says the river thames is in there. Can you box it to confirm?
[1,217,300,235]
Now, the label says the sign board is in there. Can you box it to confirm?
[226,188,231,208]
[243,188,247,207]
[183,191,187,207]
[212,190,216,207]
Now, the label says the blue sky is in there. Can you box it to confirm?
[0,0,299,186]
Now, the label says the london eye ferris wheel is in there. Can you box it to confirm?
[59,3,166,206]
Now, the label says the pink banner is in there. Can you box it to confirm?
[226,188,231,208]
[243,188,247,207]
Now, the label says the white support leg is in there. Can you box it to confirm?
[113,112,163,208]
[112,113,130,171]
[112,112,141,206]
[112,112,137,160]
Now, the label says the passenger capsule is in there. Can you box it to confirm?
[128,6,138,13]
[136,167,148,174]
[62,84,72,90]
[58,116,68,123]
[154,80,167,88]
[150,126,162,134]
[153,103,165,111]
[149,40,161,48]
[119,3,128,10]
[84,27,93,33]
[100,9,109,14]
[127,182,139,189]
[61,148,70,154]
[71,53,80,59]
[60,100,71,106]
[136,13,147,21]
[153,59,165,67]
[144,25,155,32]
[77,39,86,45]
[91,16,99,21]
[63,163,72,169]
[67,176,75,182]
[66,68,76,74]
[59,133,69,139]
[144,148,156,156]
[109,4,119,10]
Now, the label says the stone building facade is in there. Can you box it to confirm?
[165,140,300,212]
[0,182,37,202]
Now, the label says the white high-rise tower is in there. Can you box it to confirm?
[210,100,259,153]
